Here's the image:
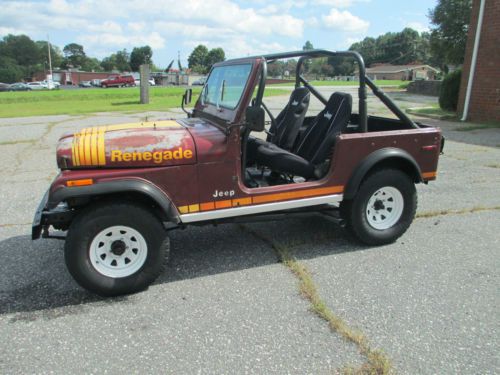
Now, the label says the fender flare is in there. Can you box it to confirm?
[48,179,180,223]
[343,148,422,200]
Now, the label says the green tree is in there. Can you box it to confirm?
[130,46,153,71]
[63,43,86,68]
[206,48,225,68]
[285,59,297,77]
[188,45,209,73]
[327,56,355,76]
[81,57,102,72]
[302,41,314,72]
[349,28,433,67]
[0,34,39,67]
[100,50,130,72]
[439,69,462,110]
[302,40,314,51]
[0,34,42,79]
[0,56,24,83]
[429,0,472,65]
[267,60,286,78]
[100,56,115,72]
[349,37,377,66]
[114,49,130,71]
[36,41,63,69]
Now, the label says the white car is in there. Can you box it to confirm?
[134,79,156,86]
[27,82,47,90]
[41,80,61,89]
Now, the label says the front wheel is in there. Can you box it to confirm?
[64,203,169,296]
[341,169,417,245]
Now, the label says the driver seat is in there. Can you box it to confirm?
[254,92,352,179]
[247,87,310,160]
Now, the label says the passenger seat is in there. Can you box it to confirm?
[254,92,352,179]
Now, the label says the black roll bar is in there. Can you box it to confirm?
[365,77,418,129]
[250,49,417,132]
[257,49,368,132]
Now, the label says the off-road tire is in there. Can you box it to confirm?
[341,168,417,245]
[64,203,169,296]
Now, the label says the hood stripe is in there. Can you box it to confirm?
[71,121,181,167]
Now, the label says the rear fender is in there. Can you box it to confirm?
[343,147,422,200]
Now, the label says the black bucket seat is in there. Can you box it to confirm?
[247,87,310,159]
[254,92,352,179]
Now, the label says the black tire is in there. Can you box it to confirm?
[341,168,417,245]
[64,203,169,296]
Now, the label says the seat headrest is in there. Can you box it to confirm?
[322,92,352,120]
[289,87,310,108]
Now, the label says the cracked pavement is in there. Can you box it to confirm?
[0,92,499,374]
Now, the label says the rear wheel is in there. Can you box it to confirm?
[341,168,417,245]
[65,203,169,296]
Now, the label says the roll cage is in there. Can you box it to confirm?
[248,49,419,132]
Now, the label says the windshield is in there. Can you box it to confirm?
[202,63,252,110]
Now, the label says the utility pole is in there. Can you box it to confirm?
[47,35,54,89]
[140,63,150,104]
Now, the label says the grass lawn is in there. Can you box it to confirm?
[0,86,288,118]
[268,80,406,87]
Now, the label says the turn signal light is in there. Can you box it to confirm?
[66,179,93,187]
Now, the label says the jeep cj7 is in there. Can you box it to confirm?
[33,50,443,296]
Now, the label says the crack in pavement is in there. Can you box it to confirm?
[416,205,500,219]
[240,224,393,374]
[0,223,31,228]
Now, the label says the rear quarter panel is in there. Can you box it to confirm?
[331,127,442,186]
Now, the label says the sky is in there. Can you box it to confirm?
[0,0,438,67]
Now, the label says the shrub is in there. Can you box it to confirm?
[439,69,462,111]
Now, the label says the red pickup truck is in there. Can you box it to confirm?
[101,75,135,88]
[33,49,443,296]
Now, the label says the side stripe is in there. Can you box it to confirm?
[180,193,343,223]
[422,171,437,179]
[177,185,344,215]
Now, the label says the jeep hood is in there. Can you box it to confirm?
[56,120,196,169]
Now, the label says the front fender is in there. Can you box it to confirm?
[48,179,180,223]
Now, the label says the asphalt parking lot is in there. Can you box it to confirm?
[0,92,499,374]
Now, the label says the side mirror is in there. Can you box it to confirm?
[181,88,193,117]
[183,88,192,105]
[245,106,265,132]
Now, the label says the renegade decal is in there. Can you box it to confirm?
[110,148,193,163]
[71,121,182,167]
[178,185,344,214]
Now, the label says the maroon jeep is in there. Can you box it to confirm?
[33,50,443,296]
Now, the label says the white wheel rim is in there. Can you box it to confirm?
[366,186,404,230]
[89,226,148,278]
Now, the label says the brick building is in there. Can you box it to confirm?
[365,64,439,81]
[33,70,113,85]
[458,0,500,122]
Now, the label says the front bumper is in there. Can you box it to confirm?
[32,190,74,240]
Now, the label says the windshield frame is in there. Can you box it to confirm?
[201,63,253,111]
[193,58,261,127]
